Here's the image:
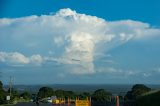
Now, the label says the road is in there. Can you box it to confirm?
[11,102,70,106]
[11,102,126,106]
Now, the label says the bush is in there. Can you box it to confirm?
[37,87,54,98]
[92,89,112,102]
[136,90,160,106]
[125,84,151,100]
[20,91,31,100]
[0,81,7,104]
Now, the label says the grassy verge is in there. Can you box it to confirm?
[136,90,160,106]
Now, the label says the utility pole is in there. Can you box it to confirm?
[9,76,12,97]
[6,76,13,103]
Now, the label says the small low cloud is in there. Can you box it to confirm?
[30,54,43,65]
[143,73,151,77]
[0,52,43,66]
[0,52,29,65]
[97,67,136,77]
[152,67,160,73]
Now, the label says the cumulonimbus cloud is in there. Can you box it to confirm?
[0,8,160,74]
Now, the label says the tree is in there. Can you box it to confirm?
[92,89,112,102]
[55,90,76,99]
[37,87,54,98]
[83,92,91,97]
[0,81,6,104]
[126,84,151,100]
[55,90,65,98]
[0,81,3,89]
[20,91,31,100]
[7,88,19,98]
[63,91,76,99]
[77,92,91,99]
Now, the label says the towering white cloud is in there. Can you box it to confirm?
[0,8,160,74]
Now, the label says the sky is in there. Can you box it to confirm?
[0,0,160,85]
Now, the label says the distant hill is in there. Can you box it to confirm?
[136,90,160,106]
[4,84,133,96]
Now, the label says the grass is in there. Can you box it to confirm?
[136,90,160,106]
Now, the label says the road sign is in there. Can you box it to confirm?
[76,100,90,106]
[6,96,10,101]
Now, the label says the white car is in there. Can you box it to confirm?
[47,98,52,103]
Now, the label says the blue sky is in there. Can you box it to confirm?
[1,0,160,26]
[0,0,160,84]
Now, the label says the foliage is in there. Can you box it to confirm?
[20,91,31,100]
[0,81,3,89]
[0,81,6,104]
[83,92,91,97]
[92,89,112,102]
[76,92,91,99]
[55,90,76,99]
[132,84,151,92]
[7,88,20,99]
[0,81,22,104]
[37,87,54,98]
[63,90,76,99]
[136,90,160,106]
[55,89,65,98]
[125,84,151,100]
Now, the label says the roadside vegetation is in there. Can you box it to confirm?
[36,86,112,103]
[0,81,6,105]
[136,90,160,106]
[125,84,160,106]
[0,81,31,105]
[0,80,160,106]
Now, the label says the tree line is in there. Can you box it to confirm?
[0,80,112,105]
[0,81,31,104]
[0,80,160,106]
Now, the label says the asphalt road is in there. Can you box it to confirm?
[11,102,69,106]
[11,102,124,106]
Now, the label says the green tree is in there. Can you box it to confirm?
[83,92,91,97]
[0,81,3,89]
[37,87,54,98]
[64,91,76,99]
[7,88,19,98]
[20,91,31,100]
[55,90,76,99]
[126,84,151,100]
[77,92,91,99]
[92,89,112,102]
[55,89,65,98]
[0,81,6,104]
